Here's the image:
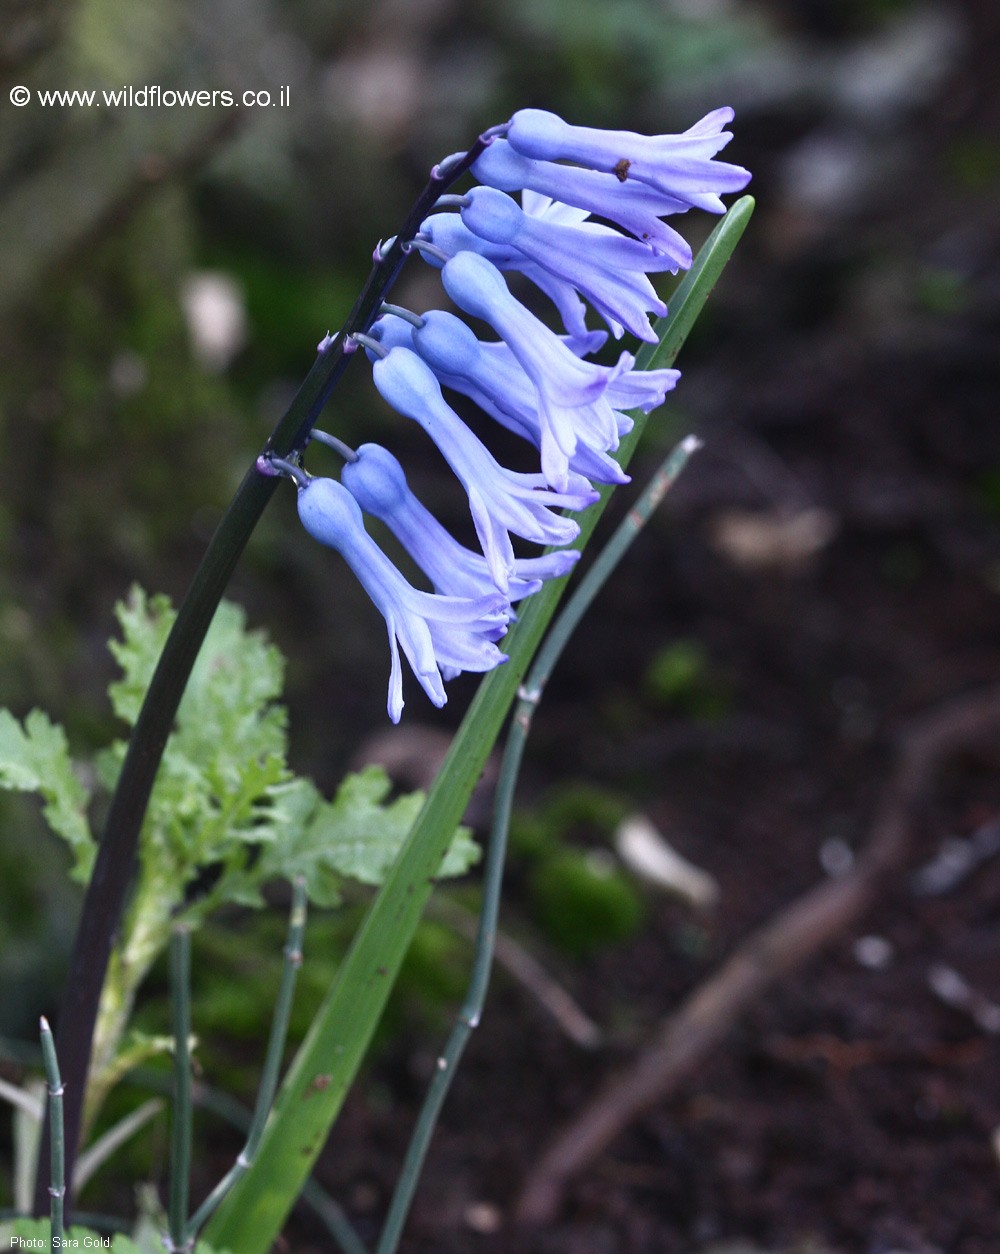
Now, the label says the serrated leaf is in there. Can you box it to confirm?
[0,707,93,879]
[107,586,175,726]
[105,593,293,900]
[250,766,479,906]
[438,824,481,878]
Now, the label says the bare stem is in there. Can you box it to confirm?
[39,1017,65,1246]
[168,926,193,1250]
[36,130,494,1214]
[375,436,700,1252]
[185,880,309,1241]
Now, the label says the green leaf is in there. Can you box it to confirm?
[0,707,93,880]
[107,587,175,725]
[205,197,755,1254]
[244,768,480,909]
[105,592,292,902]
[302,766,478,886]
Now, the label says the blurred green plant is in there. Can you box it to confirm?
[0,587,477,1143]
[644,638,731,720]
[530,848,645,957]
[510,782,643,956]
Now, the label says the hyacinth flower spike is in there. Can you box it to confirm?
[296,474,508,722]
[369,344,596,590]
[504,105,751,211]
[340,442,579,604]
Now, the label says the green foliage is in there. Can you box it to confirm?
[97,590,292,918]
[511,779,643,955]
[529,849,645,957]
[243,770,479,911]
[0,708,93,881]
[511,781,629,859]
[643,638,731,720]
[91,587,477,925]
[0,586,478,1130]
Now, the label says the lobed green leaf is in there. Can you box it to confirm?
[0,707,93,880]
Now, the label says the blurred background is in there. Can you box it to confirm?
[2,0,999,1249]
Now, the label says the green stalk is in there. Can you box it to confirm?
[375,435,700,1251]
[185,879,309,1240]
[39,1017,64,1249]
[38,133,497,1211]
[168,926,193,1249]
[204,196,755,1254]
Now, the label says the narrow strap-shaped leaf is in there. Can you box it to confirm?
[203,196,754,1254]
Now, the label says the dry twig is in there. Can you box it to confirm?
[515,684,1000,1225]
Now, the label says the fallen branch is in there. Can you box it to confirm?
[515,684,1000,1225]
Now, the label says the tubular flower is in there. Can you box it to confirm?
[374,309,628,487]
[472,139,694,260]
[283,105,748,717]
[440,251,642,492]
[458,186,676,342]
[297,476,508,723]
[371,345,596,590]
[504,106,751,211]
[419,210,594,340]
[340,442,579,604]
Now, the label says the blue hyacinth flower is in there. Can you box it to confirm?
[419,313,627,488]
[296,476,508,722]
[457,186,680,341]
[419,210,595,341]
[504,106,751,211]
[370,345,597,590]
[373,310,628,488]
[472,139,695,260]
[439,251,650,491]
[340,442,580,604]
[285,104,748,719]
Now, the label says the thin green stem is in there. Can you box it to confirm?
[168,926,193,1251]
[529,435,702,692]
[40,129,497,1213]
[185,879,309,1240]
[374,685,530,1254]
[374,435,700,1252]
[39,1017,64,1248]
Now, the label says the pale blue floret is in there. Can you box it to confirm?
[296,476,508,722]
[372,310,628,487]
[340,442,580,604]
[439,251,643,491]
[419,211,593,340]
[371,346,596,590]
[504,106,751,212]
[458,185,678,342]
[472,140,695,260]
